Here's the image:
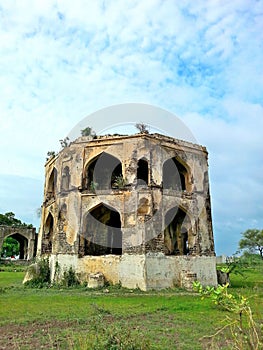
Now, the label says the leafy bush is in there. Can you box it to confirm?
[24,257,50,288]
[193,281,262,349]
[240,252,263,266]
[112,175,127,189]
[24,260,81,289]
[61,266,80,287]
[217,252,263,287]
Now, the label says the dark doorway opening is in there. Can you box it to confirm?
[85,153,123,190]
[61,166,70,191]
[83,203,122,256]
[137,159,148,186]
[42,213,53,254]
[1,234,30,260]
[164,207,189,255]
[163,158,186,191]
[47,168,57,200]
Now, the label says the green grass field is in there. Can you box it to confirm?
[0,261,262,349]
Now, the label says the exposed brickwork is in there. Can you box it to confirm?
[37,132,216,289]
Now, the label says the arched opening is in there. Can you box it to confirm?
[1,235,20,259]
[164,207,190,255]
[137,158,149,186]
[61,166,70,191]
[42,213,54,254]
[1,233,29,259]
[84,153,123,191]
[83,203,122,256]
[58,203,67,232]
[58,203,67,220]
[163,157,187,191]
[46,168,57,200]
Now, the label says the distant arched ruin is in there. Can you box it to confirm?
[0,226,36,260]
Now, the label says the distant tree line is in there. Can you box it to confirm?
[0,212,33,228]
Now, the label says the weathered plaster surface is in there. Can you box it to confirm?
[37,133,216,290]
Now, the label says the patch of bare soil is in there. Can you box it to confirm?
[0,320,82,349]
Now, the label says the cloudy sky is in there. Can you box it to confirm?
[0,0,262,255]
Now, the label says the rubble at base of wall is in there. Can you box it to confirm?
[87,272,105,288]
[22,263,40,284]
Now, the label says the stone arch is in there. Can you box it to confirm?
[46,168,57,200]
[3,232,28,259]
[61,166,70,191]
[137,158,149,186]
[0,226,36,260]
[81,203,122,256]
[163,157,190,191]
[83,152,123,191]
[42,213,54,254]
[164,206,192,255]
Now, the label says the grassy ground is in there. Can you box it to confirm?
[0,261,262,349]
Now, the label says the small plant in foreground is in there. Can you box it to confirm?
[193,281,262,349]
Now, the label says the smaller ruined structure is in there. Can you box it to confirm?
[37,132,217,290]
[0,226,36,260]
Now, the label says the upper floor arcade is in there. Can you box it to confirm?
[42,133,208,204]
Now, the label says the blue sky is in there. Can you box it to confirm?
[0,0,262,255]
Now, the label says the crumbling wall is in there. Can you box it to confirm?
[144,253,217,290]
[38,133,216,290]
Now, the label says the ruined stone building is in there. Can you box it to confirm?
[0,226,36,260]
[37,132,217,290]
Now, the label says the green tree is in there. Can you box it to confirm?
[239,229,263,259]
[81,126,96,138]
[0,212,33,228]
[0,212,22,226]
[1,237,20,257]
